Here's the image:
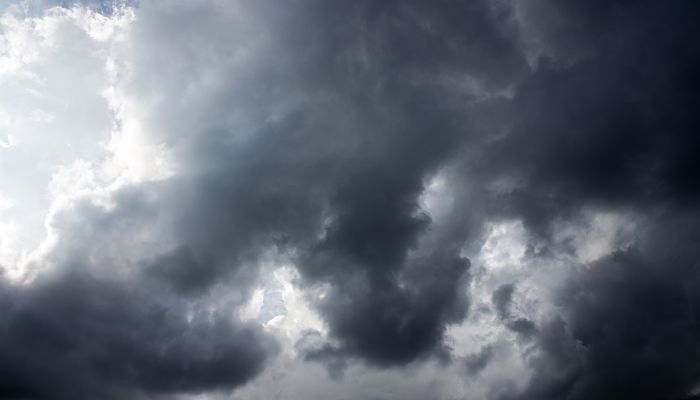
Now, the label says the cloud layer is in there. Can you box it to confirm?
[0,0,699,399]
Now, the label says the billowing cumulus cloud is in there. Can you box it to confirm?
[0,0,699,399]
[0,272,274,399]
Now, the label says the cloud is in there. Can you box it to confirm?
[499,213,700,400]
[1,0,700,399]
[463,2,700,399]
[0,272,276,399]
[474,1,700,231]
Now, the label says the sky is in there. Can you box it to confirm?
[0,0,699,399]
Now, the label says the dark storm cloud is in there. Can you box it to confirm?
[0,271,275,400]
[500,213,700,400]
[126,0,527,368]
[0,186,278,399]
[122,0,700,396]
[474,1,700,399]
[1,0,527,395]
[5,0,700,397]
[474,0,700,234]
[275,0,527,367]
[306,253,470,367]
[134,0,527,370]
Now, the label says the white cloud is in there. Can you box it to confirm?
[0,4,176,280]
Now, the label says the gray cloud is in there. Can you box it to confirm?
[499,213,700,400]
[2,0,700,398]
[470,2,700,399]
[0,271,275,399]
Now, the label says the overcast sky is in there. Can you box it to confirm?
[1,1,699,399]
